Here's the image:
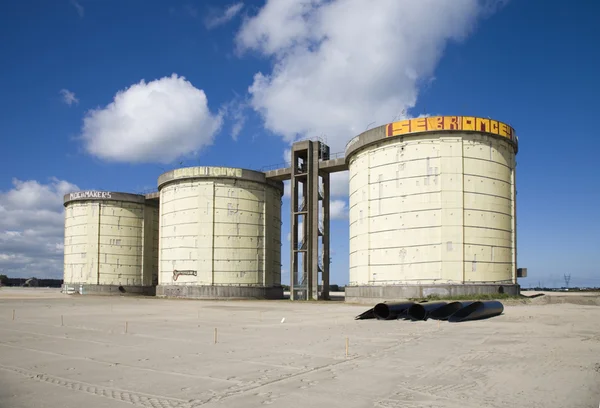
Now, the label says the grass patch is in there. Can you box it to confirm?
[409,293,522,302]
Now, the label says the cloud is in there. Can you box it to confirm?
[222,95,249,141]
[287,221,303,243]
[70,0,84,17]
[205,2,245,29]
[236,0,501,152]
[330,172,348,198]
[330,199,348,219]
[59,89,79,106]
[79,73,223,164]
[0,178,79,279]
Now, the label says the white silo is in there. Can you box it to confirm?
[156,166,284,299]
[63,191,158,295]
[344,116,519,302]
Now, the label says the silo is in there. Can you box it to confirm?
[156,166,284,299]
[344,116,519,303]
[63,191,159,295]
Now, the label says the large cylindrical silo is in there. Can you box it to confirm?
[344,116,519,302]
[63,191,159,295]
[156,166,284,299]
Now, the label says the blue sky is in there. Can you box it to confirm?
[0,0,598,288]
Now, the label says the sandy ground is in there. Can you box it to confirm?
[0,288,599,408]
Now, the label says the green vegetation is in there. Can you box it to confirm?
[409,293,522,302]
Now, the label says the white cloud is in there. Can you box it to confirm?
[79,73,223,164]
[283,148,291,164]
[330,172,348,198]
[205,2,245,29]
[70,0,84,17]
[330,199,348,220]
[297,221,304,243]
[222,96,249,141]
[282,148,293,198]
[283,180,291,198]
[286,221,304,243]
[231,113,246,140]
[236,0,500,152]
[59,89,79,106]
[0,178,79,279]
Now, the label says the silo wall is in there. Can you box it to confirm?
[156,166,284,299]
[344,116,519,303]
[62,191,158,295]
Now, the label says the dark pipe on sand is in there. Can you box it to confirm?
[372,302,415,320]
[428,301,475,321]
[448,300,504,322]
[406,301,448,321]
[355,308,375,320]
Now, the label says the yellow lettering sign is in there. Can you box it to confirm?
[475,117,490,133]
[490,120,499,134]
[386,116,515,142]
[462,116,476,131]
[393,120,411,135]
[427,116,444,130]
[411,117,428,132]
[443,116,461,130]
[499,123,512,138]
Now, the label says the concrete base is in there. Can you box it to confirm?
[345,284,520,304]
[156,285,284,300]
[62,284,156,296]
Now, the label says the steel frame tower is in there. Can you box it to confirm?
[290,140,330,300]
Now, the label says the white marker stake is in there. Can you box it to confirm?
[61,315,64,327]
[345,337,349,358]
[214,328,218,344]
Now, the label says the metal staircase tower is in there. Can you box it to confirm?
[290,140,330,300]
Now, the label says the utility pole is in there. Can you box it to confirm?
[563,273,571,288]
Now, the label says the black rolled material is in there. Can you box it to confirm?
[373,302,415,320]
[428,301,475,321]
[406,301,448,321]
[355,308,375,320]
[448,300,504,322]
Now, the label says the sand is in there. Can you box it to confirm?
[0,288,599,408]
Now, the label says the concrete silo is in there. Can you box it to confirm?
[343,116,519,302]
[156,166,284,299]
[63,191,159,295]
